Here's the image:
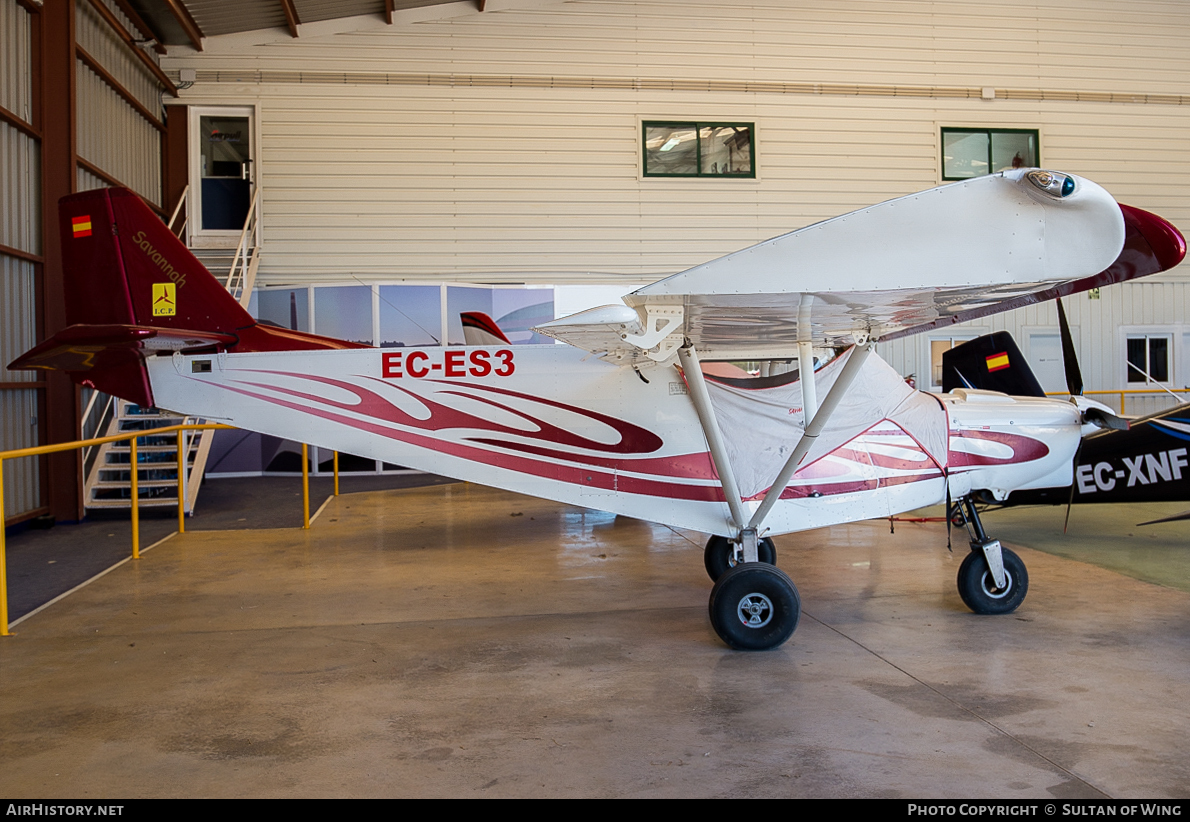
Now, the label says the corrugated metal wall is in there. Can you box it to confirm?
[75,0,163,206]
[1,0,40,518]
[157,0,1189,395]
[77,0,164,115]
[76,164,113,194]
[0,0,32,118]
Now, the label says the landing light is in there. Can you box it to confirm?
[1027,170,1076,198]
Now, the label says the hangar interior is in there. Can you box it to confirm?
[1,0,1188,799]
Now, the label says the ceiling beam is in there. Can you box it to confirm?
[82,0,178,94]
[160,0,204,52]
[111,0,167,54]
[280,0,300,38]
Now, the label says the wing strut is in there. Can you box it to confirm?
[677,343,748,534]
[747,343,873,533]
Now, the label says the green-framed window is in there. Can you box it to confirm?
[643,122,755,178]
[941,127,1039,180]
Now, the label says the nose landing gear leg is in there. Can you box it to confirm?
[955,497,1028,615]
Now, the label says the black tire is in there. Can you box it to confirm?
[957,547,1028,615]
[704,535,777,582]
[708,563,800,651]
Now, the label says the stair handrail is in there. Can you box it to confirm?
[183,418,218,514]
[79,391,117,470]
[167,185,189,237]
[238,246,262,308]
[225,187,260,304]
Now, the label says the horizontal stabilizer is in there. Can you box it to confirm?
[9,187,371,407]
[10,324,239,408]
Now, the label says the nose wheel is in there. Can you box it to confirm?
[958,546,1028,614]
[953,497,1029,615]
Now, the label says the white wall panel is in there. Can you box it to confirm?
[0,122,40,255]
[1,0,32,117]
[77,164,113,194]
[1,254,37,382]
[0,388,39,518]
[76,0,163,116]
[76,60,162,206]
[0,0,40,518]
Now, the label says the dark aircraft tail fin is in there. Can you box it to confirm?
[9,188,366,407]
[941,331,1047,397]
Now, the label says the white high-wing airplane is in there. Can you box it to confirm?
[13,169,1186,650]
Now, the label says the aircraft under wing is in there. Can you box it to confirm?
[535,169,1184,362]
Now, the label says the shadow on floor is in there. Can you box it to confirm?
[3,473,457,622]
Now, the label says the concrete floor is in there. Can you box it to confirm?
[1,483,1188,798]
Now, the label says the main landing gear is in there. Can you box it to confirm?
[704,532,799,650]
[676,340,873,652]
[951,496,1029,615]
[709,561,801,651]
[704,534,776,581]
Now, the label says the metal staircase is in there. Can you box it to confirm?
[83,403,211,511]
[80,186,258,516]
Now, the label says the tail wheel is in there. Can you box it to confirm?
[957,547,1029,615]
[708,563,800,651]
[704,535,777,582]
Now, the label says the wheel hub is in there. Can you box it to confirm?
[980,569,1013,599]
[736,593,774,628]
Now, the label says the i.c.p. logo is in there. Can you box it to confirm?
[152,282,176,316]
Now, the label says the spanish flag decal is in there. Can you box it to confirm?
[71,215,92,238]
[986,352,1010,372]
[152,282,177,317]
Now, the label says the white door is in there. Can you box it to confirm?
[189,106,256,248]
[1028,332,1067,394]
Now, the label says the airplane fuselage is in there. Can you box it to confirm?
[149,345,1081,538]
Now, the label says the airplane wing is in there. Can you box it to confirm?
[536,169,1186,363]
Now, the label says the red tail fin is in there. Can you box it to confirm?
[61,187,254,332]
[460,311,512,345]
[10,188,367,407]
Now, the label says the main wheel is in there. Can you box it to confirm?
[704,535,777,582]
[708,563,800,650]
[957,547,1028,615]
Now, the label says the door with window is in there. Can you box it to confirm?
[1125,332,1174,415]
[189,106,255,247]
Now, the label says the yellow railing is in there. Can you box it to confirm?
[1044,387,1190,413]
[0,424,339,636]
